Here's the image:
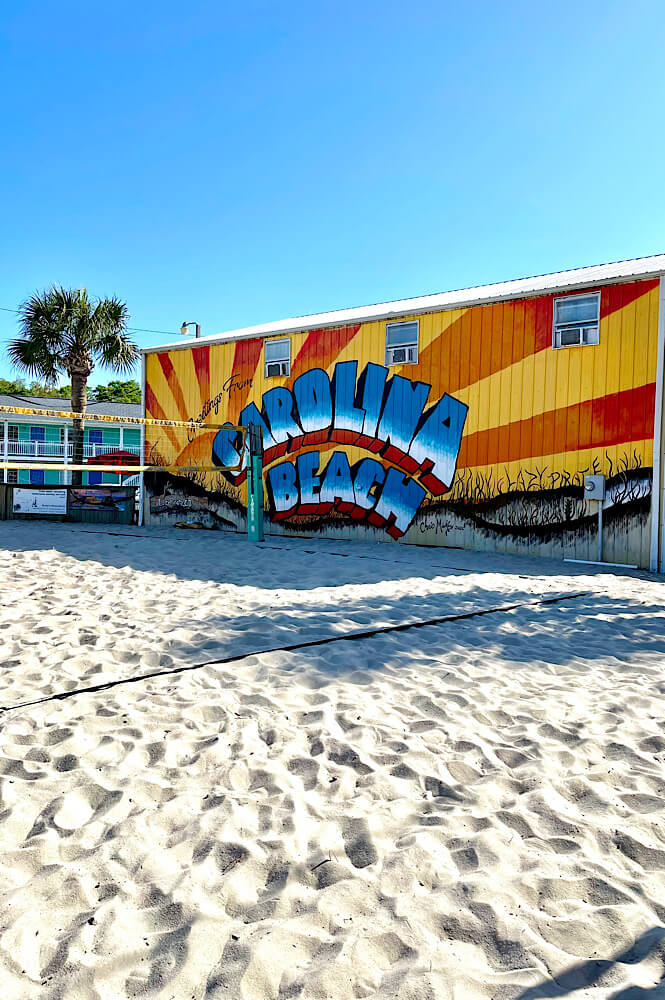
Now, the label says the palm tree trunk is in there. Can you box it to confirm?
[71,374,87,488]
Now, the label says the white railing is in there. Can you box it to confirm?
[82,444,141,458]
[4,441,141,459]
[7,441,66,458]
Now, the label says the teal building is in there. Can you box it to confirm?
[0,395,142,486]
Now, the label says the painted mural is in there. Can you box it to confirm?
[211,362,468,538]
[144,277,660,566]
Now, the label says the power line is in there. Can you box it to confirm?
[127,326,181,336]
[0,305,181,337]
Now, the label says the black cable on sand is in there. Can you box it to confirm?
[2,591,589,715]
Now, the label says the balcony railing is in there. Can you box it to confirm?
[81,444,141,459]
[6,440,67,458]
[4,441,141,459]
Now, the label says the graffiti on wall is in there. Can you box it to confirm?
[144,277,661,564]
[210,361,468,538]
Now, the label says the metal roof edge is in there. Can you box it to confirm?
[0,394,142,420]
[142,254,665,356]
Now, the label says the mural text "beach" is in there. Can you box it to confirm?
[212,361,468,537]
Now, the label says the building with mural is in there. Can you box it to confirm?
[0,395,142,486]
[141,255,665,571]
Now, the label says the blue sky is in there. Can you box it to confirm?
[1,0,663,385]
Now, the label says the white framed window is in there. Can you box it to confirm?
[264,338,291,378]
[385,320,419,365]
[7,469,17,483]
[8,425,18,441]
[553,292,600,349]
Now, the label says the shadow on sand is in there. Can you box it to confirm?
[516,926,665,998]
[1,522,664,700]
[0,520,655,591]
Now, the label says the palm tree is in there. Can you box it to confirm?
[9,286,139,486]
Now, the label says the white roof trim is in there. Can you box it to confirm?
[143,254,665,355]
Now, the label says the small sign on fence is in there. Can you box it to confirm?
[69,488,129,513]
[12,488,68,515]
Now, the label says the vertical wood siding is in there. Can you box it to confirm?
[145,277,660,565]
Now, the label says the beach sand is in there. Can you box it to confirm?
[1,522,665,999]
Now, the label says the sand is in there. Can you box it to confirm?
[1,522,665,999]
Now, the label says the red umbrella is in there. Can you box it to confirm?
[86,450,140,467]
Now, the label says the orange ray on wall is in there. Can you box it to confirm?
[457,382,656,469]
[144,384,181,454]
[288,324,361,381]
[158,352,189,421]
[228,337,263,423]
[191,345,211,407]
[411,279,658,398]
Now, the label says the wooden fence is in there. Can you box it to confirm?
[0,484,136,525]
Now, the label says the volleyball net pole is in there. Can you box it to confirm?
[246,424,264,543]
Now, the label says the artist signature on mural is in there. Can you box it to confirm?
[418,512,462,535]
[188,373,252,441]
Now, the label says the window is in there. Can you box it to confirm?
[385,321,419,365]
[7,469,17,483]
[8,425,18,441]
[264,338,291,378]
[553,292,600,349]
[30,469,44,485]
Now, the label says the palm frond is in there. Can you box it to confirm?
[10,286,138,382]
[95,331,140,373]
[18,287,69,351]
[89,296,138,373]
[7,337,61,382]
[93,296,129,334]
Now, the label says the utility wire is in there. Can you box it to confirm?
[128,327,182,336]
[0,304,181,337]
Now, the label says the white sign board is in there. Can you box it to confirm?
[12,489,68,515]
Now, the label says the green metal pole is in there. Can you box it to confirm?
[247,424,264,542]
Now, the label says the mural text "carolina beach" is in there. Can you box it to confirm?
[212,361,468,538]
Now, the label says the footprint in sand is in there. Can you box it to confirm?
[342,817,378,869]
[287,756,319,790]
